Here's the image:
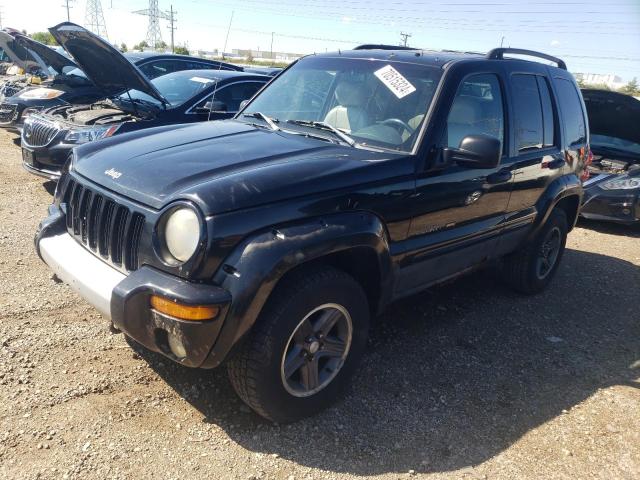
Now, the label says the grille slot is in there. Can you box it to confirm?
[22,116,60,147]
[61,179,145,272]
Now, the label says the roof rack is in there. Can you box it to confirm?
[486,48,567,70]
[354,44,418,51]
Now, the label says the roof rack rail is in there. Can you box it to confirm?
[354,44,417,51]
[486,48,567,70]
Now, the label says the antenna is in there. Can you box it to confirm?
[84,0,108,39]
[134,0,170,51]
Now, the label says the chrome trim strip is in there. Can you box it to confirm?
[39,233,125,319]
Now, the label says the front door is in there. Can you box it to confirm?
[395,72,512,296]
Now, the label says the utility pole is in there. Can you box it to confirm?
[270,32,274,62]
[500,36,505,47]
[400,32,412,47]
[85,0,108,39]
[62,0,73,22]
[0,5,4,30]
[167,5,177,53]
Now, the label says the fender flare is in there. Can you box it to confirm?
[526,174,583,242]
[201,211,393,368]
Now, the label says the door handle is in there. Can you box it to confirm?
[487,170,513,184]
[542,158,565,170]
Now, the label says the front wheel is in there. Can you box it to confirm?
[501,208,568,294]
[227,265,369,423]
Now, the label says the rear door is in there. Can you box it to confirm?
[496,67,565,253]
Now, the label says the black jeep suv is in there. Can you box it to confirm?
[35,46,587,422]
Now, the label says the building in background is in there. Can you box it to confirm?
[574,72,625,90]
[231,48,302,63]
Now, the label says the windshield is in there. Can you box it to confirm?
[117,70,219,108]
[242,56,442,152]
[591,134,640,155]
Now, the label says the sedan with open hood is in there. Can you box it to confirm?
[580,89,640,225]
[22,68,269,179]
[0,23,243,131]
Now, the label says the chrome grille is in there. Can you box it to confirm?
[22,116,60,147]
[62,178,146,272]
[0,103,17,123]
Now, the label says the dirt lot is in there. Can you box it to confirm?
[0,127,638,480]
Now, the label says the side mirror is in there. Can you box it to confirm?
[443,134,501,169]
[195,100,228,114]
[239,99,249,110]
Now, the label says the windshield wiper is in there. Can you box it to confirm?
[286,120,356,147]
[242,112,280,131]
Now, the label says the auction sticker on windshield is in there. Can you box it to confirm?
[190,77,215,84]
[374,65,416,99]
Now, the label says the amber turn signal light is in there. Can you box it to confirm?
[150,295,220,321]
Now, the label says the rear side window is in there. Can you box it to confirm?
[537,77,555,147]
[554,78,587,147]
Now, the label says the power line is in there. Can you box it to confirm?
[85,0,108,39]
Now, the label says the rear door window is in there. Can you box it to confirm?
[554,78,587,147]
[511,74,544,152]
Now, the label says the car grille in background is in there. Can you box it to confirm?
[0,104,17,124]
[62,179,145,272]
[22,116,60,147]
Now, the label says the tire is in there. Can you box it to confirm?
[227,265,370,423]
[501,208,568,294]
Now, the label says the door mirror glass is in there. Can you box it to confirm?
[239,99,249,110]
[443,134,501,168]
[195,99,228,114]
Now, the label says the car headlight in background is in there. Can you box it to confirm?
[163,207,202,262]
[18,88,65,100]
[64,124,120,144]
[600,177,640,190]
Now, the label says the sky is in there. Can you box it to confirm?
[2,0,639,82]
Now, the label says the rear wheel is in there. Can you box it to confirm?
[227,265,369,423]
[501,208,568,294]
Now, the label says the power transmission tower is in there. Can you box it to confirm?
[134,1,170,50]
[166,5,177,53]
[62,0,73,22]
[400,32,412,47]
[84,0,108,39]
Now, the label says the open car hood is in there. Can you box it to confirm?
[49,22,166,103]
[0,30,47,73]
[582,89,640,146]
[13,33,77,75]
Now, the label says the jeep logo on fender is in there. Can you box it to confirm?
[104,168,122,179]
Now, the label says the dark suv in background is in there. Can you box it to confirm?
[35,46,587,422]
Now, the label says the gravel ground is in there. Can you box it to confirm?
[0,127,638,480]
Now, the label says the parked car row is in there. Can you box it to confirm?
[1,27,637,423]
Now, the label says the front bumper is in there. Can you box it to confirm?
[21,143,72,181]
[35,206,232,368]
[581,179,640,225]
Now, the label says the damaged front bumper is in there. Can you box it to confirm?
[35,205,232,368]
[581,174,640,224]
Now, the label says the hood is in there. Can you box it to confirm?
[49,22,166,103]
[73,120,403,213]
[0,30,47,73]
[582,89,640,145]
[13,34,77,75]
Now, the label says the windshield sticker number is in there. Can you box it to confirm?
[374,65,416,99]
[190,77,215,84]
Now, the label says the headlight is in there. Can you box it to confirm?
[600,177,640,190]
[163,207,201,262]
[18,88,64,100]
[64,124,120,144]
